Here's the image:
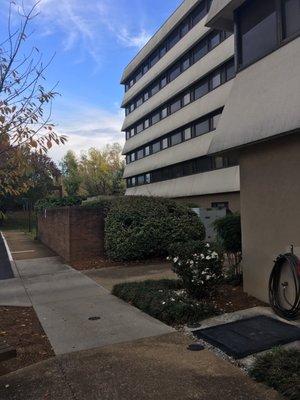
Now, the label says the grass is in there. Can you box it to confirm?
[112,279,218,326]
[250,348,300,400]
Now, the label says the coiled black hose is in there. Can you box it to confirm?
[269,252,300,320]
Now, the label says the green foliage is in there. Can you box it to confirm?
[112,279,218,326]
[170,243,223,299]
[35,196,83,212]
[60,151,82,196]
[224,264,243,286]
[214,213,242,253]
[250,348,300,400]
[81,196,118,215]
[105,197,205,261]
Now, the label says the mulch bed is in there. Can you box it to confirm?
[71,257,169,271]
[0,306,54,376]
[211,284,266,314]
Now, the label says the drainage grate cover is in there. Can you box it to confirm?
[193,316,300,359]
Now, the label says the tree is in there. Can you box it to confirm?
[0,1,66,196]
[60,150,81,196]
[79,143,125,196]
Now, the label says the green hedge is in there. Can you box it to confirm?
[35,196,83,212]
[112,280,217,326]
[214,213,242,253]
[105,196,205,261]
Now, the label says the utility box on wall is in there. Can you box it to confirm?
[37,207,105,262]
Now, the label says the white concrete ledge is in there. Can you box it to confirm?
[126,166,240,197]
[122,18,211,105]
[123,80,234,154]
[122,0,201,83]
[123,37,234,128]
[123,132,214,178]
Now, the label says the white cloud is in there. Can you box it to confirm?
[48,97,125,163]
[21,0,152,65]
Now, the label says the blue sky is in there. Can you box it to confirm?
[0,0,182,162]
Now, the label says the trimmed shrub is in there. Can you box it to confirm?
[81,196,118,215]
[105,196,205,261]
[35,196,83,212]
[170,242,223,299]
[112,279,218,326]
[250,348,300,400]
[214,213,242,253]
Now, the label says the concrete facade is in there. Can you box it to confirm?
[207,0,300,302]
[121,0,240,210]
[240,135,300,302]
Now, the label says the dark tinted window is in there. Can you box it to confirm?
[170,98,181,114]
[238,0,277,67]
[226,59,235,80]
[193,41,207,62]
[151,111,160,125]
[191,2,206,26]
[136,123,143,134]
[209,31,221,49]
[137,175,145,185]
[195,119,209,136]
[169,63,181,81]
[152,141,161,153]
[137,149,144,159]
[168,29,180,49]
[194,80,209,99]
[151,82,160,96]
[170,132,182,146]
[283,0,300,38]
[212,113,222,130]
[210,70,221,89]
[150,51,159,67]
[181,21,189,37]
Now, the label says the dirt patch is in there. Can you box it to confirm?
[0,306,54,376]
[71,257,169,271]
[212,284,266,314]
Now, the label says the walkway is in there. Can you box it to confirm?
[0,332,280,400]
[0,231,173,355]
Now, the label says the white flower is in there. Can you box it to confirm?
[173,257,179,263]
[162,301,166,305]
[171,298,175,302]
[206,243,210,248]
[200,254,205,259]
[211,251,219,259]
[206,256,211,260]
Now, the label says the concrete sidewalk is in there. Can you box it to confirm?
[0,232,173,355]
[0,333,280,400]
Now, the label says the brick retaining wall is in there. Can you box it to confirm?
[37,207,105,262]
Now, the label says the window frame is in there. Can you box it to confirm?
[235,0,300,72]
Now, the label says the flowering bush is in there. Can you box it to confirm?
[170,243,222,299]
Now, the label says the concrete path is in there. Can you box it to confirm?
[0,232,173,355]
[0,333,281,400]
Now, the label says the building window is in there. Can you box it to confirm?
[162,137,168,149]
[144,119,150,129]
[282,0,300,39]
[170,132,182,146]
[136,123,143,134]
[152,141,161,153]
[214,156,225,169]
[184,127,192,140]
[194,80,209,100]
[137,149,144,160]
[182,55,190,71]
[151,111,160,125]
[145,173,151,184]
[212,113,222,130]
[226,59,235,81]
[130,153,136,162]
[195,119,210,136]
[161,107,168,119]
[212,202,229,210]
[170,98,181,114]
[137,175,145,185]
[208,31,221,49]
[237,0,277,68]
[210,70,221,89]
[183,92,191,106]
[160,75,167,88]
[151,82,160,96]
[145,146,150,156]
[169,63,181,81]
[193,41,207,62]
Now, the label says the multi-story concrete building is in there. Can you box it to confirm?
[121,0,240,212]
[206,0,300,302]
